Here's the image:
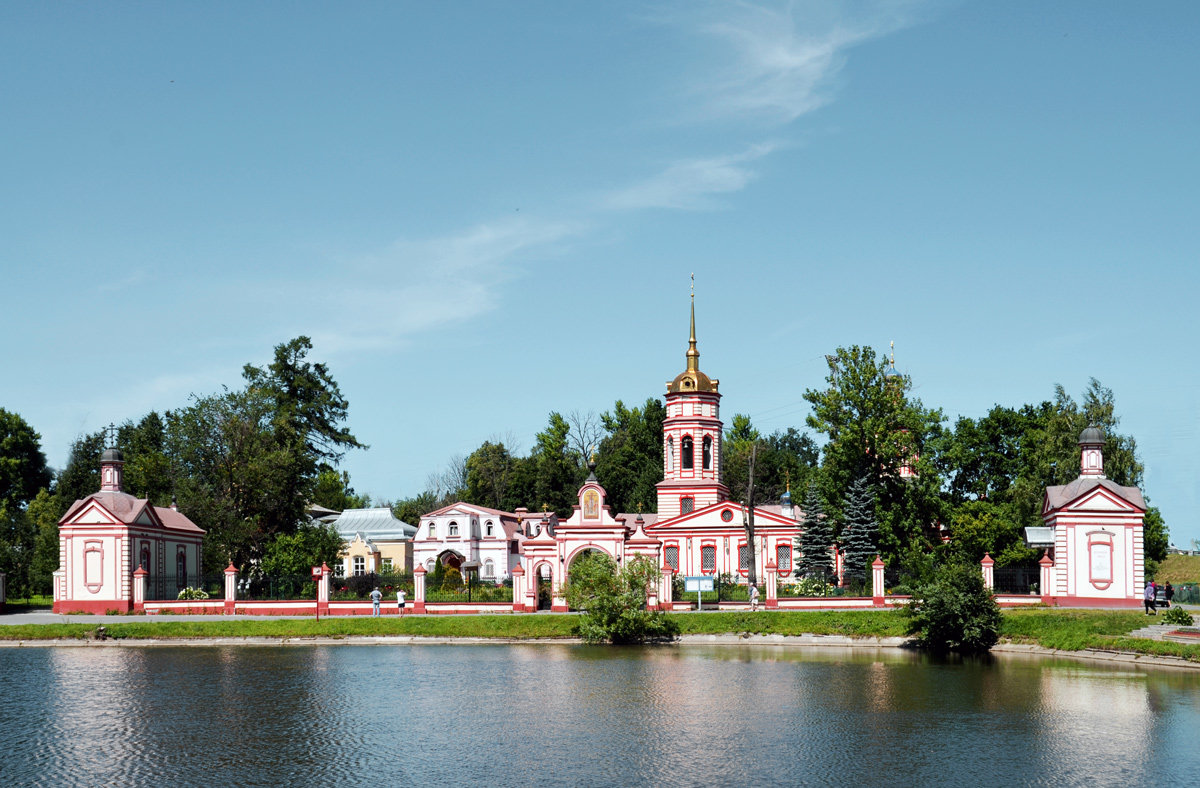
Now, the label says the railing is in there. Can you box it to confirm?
[993,565,1039,595]
[238,575,316,601]
[146,574,225,601]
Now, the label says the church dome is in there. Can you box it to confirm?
[669,367,717,394]
[1078,425,1105,445]
[101,447,124,462]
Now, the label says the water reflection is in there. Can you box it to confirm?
[1,645,1199,787]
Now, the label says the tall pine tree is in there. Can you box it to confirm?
[840,474,878,585]
[797,482,833,580]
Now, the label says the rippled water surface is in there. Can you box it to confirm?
[3,644,1200,786]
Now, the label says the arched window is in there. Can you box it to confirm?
[485,521,494,537]
[702,435,712,470]
[428,522,437,538]
[176,549,187,589]
[667,438,674,472]
[664,545,679,571]
[448,521,459,537]
[701,544,716,574]
[680,496,694,514]
[738,542,751,576]
[426,559,436,572]
[681,436,693,470]
[776,543,792,574]
[140,543,151,573]
[483,559,495,580]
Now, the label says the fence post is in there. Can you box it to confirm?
[1039,551,1054,605]
[871,555,886,605]
[413,564,427,613]
[511,564,526,612]
[224,563,238,614]
[660,564,675,611]
[318,562,331,617]
[133,565,147,612]
[981,553,995,591]
[764,560,778,609]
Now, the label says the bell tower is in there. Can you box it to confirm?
[657,277,729,519]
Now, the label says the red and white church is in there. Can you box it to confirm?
[507,294,805,611]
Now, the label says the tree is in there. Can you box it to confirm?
[260,522,345,576]
[840,474,877,586]
[311,465,370,511]
[905,561,1002,654]
[53,430,106,510]
[118,412,174,504]
[0,505,37,598]
[27,489,61,594]
[942,499,1033,567]
[533,412,583,517]
[797,482,833,580]
[593,398,665,514]
[804,346,944,562]
[0,408,52,511]
[464,441,517,510]
[563,552,678,644]
[566,410,604,471]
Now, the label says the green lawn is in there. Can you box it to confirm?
[3,608,1199,663]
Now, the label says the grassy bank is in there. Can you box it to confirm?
[3,609,1199,662]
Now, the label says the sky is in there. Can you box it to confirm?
[2,2,1197,545]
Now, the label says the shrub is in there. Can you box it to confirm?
[905,562,1002,655]
[564,553,679,644]
[177,587,209,600]
[1162,606,1194,626]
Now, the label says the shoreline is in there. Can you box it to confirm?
[4,632,1199,671]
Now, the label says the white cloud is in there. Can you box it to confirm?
[603,143,778,211]
[678,1,921,123]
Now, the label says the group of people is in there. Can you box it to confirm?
[1143,580,1175,615]
[369,587,406,617]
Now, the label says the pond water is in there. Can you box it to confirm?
[2,644,1199,786]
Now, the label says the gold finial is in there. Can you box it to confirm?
[890,340,895,366]
[785,469,790,493]
[686,274,698,370]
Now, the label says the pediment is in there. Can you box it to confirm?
[651,501,798,532]
[72,502,117,524]
[135,509,157,526]
[1053,486,1140,515]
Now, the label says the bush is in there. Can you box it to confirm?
[564,553,679,644]
[905,562,1002,655]
[177,587,209,600]
[1162,606,1194,626]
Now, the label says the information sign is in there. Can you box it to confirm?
[683,576,714,593]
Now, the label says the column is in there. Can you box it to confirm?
[413,564,427,613]
[224,563,238,614]
[318,562,331,617]
[765,560,778,609]
[871,555,885,606]
[511,564,526,612]
[660,565,675,611]
[981,553,995,591]
[133,565,147,612]
[1039,551,1054,605]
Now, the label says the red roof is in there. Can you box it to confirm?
[60,491,204,534]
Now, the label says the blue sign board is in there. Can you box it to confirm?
[683,576,714,593]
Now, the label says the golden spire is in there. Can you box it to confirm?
[686,272,699,371]
[667,274,718,393]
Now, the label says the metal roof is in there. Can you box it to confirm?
[332,507,416,540]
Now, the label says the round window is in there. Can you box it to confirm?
[721,509,733,522]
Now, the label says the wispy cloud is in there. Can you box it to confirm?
[603,143,778,211]
[677,1,921,123]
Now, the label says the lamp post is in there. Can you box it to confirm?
[461,560,481,603]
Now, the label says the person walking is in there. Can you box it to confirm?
[748,584,760,612]
[1165,582,1175,608]
[1144,580,1157,615]
[397,589,406,617]
[371,586,382,617]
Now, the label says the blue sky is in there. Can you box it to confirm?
[2,2,1197,545]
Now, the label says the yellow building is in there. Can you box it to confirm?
[333,507,416,577]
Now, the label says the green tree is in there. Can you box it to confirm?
[0,505,37,598]
[803,346,944,561]
[840,474,877,586]
[563,552,678,644]
[117,412,174,505]
[797,482,833,580]
[0,408,53,511]
[260,522,345,576]
[942,499,1034,567]
[464,441,517,511]
[533,412,583,517]
[593,398,665,514]
[311,465,370,511]
[905,561,1002,654]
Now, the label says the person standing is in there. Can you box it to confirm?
[748,584,760,612]
[371,586,382,617]
[397,589,406,617]
[1165,582,1175,608]
[1144,581,1157,615]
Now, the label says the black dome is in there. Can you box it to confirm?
[1078,425,1104,445]
[101,447,124,462]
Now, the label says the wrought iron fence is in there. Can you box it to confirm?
[145,574,225,601]
[993,564,1039,595]
[238,575,316,601]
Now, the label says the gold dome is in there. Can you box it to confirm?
[666,282,719,394]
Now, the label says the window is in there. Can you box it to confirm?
[334,562,345,577]
[176,549,187,589]
[667,438,674,471]
[776,543,792,574]
[140,543,151,573]
[485,521,494,537]
[702,436,712,470]
[448,521,459,537]
[721,509,733,522]
[483,559,495,580]
[680,496,694,514]
[681,436,693,470]
[739,543,751,575]
[382,558,393,573]
[428,522,436,538]
[701,544,716,574]
[353,556,365,576]
[665,545,679,571]
[426,559,435,572]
